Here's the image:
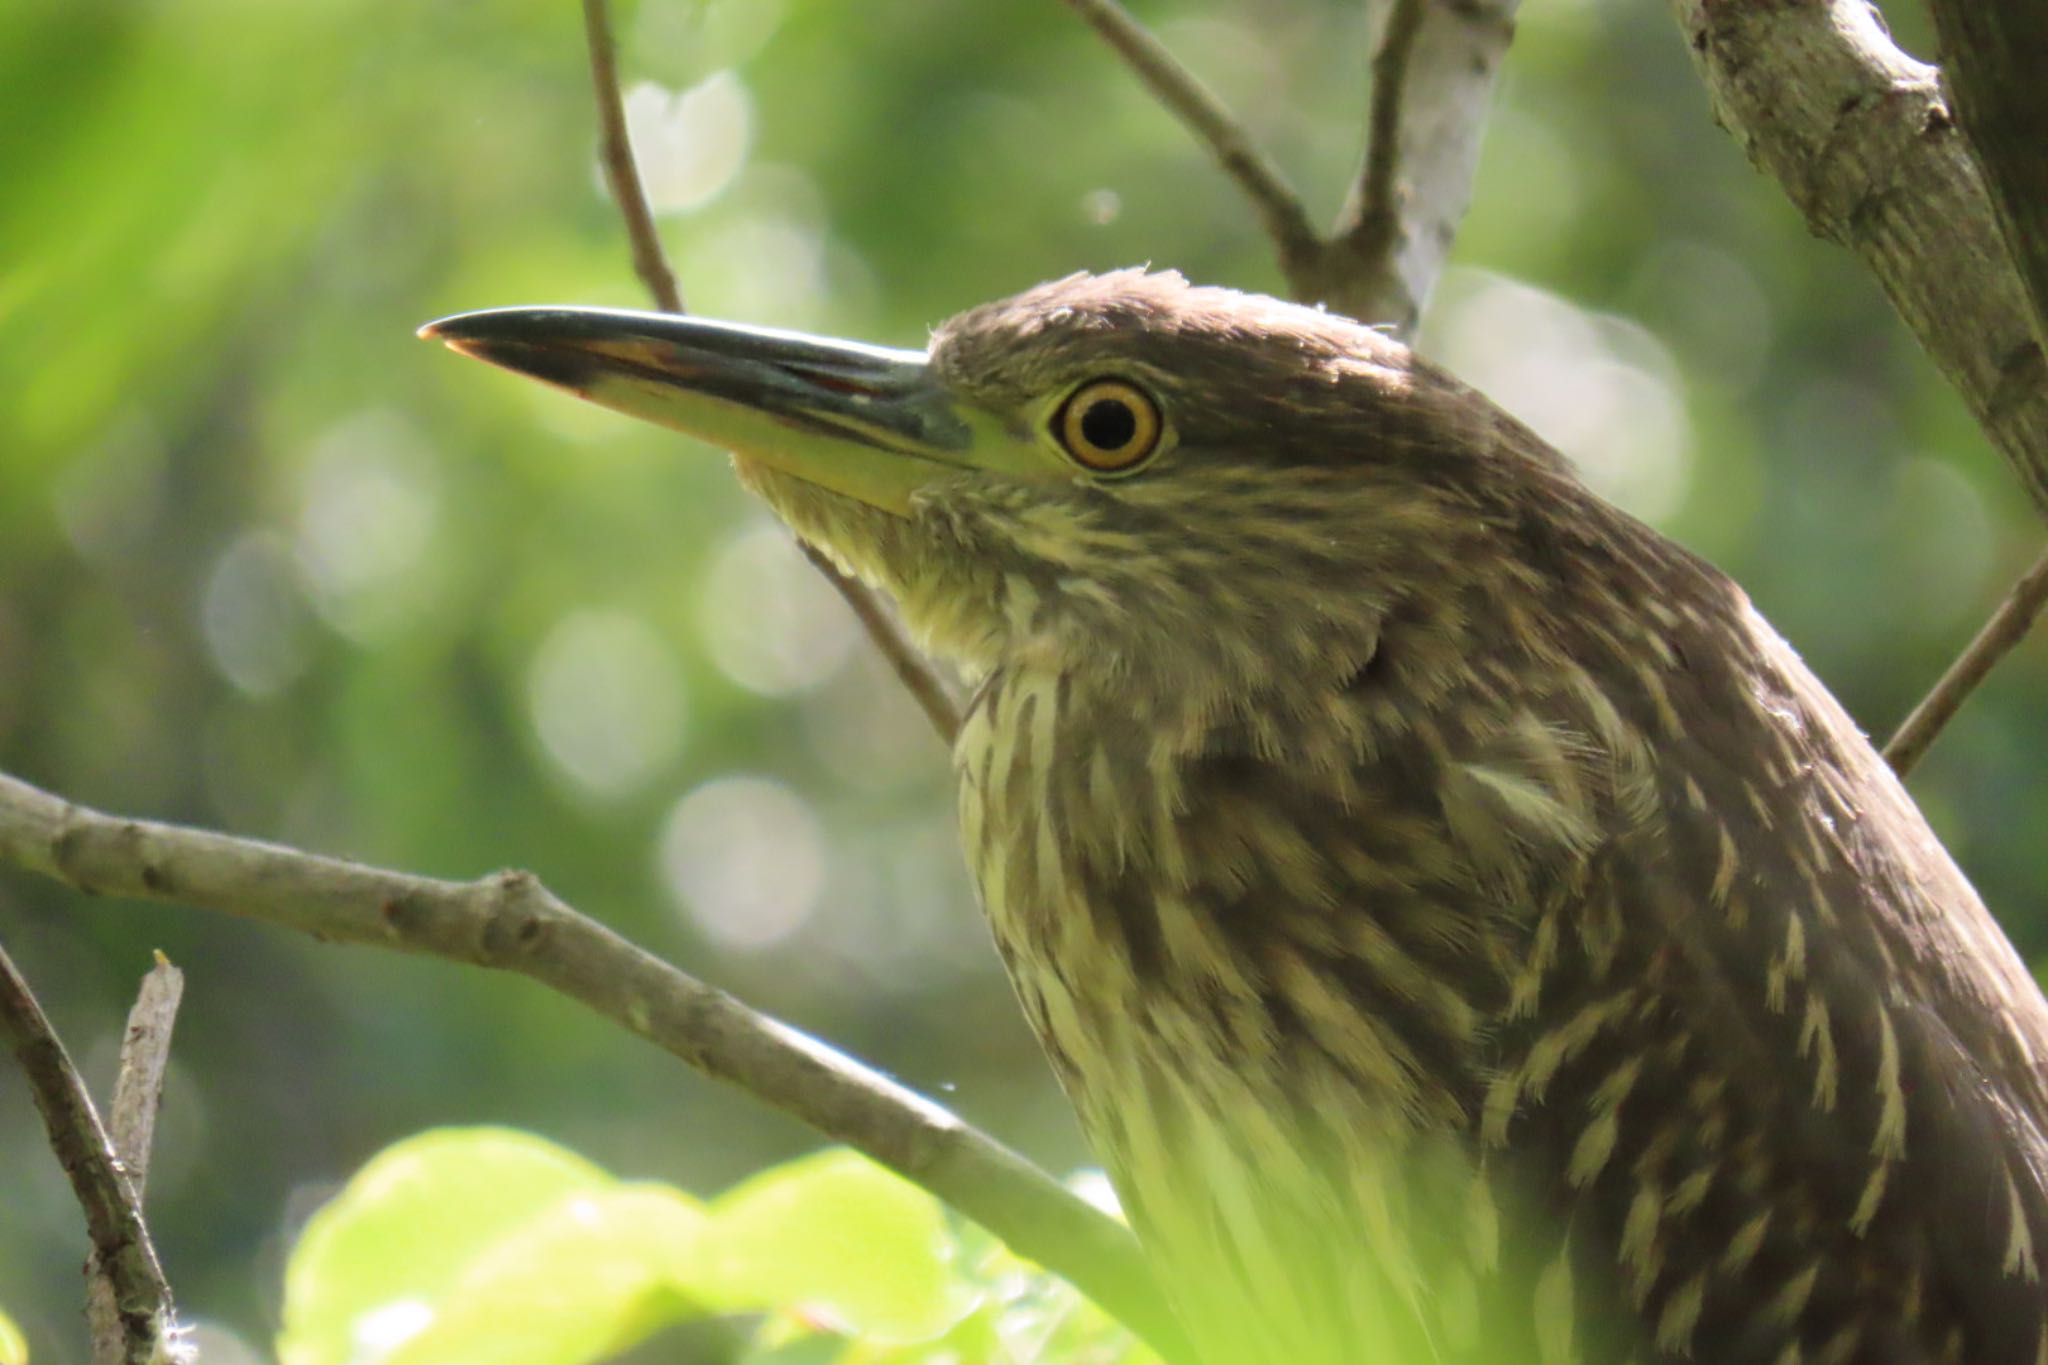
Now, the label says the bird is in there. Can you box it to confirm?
[423,270,2048,1364]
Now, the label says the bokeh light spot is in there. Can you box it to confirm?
[689,210,828,328]
[1888,456,1994,628]
[295,410,441,641]
[700,519,859,696]
[356,1299,434,1354]
[52,412,167,567]
[178,1322,269,1365]
[1626,240,1774,393]
[527,610,687,798]
[200,531,315,697]
[623,71,751,215]
[659,776,824,951]
[1429,272,1694,524]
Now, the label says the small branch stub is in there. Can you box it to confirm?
[0,940,179,1365]
[85,955,186,1361]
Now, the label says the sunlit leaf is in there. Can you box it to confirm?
[700,1150,972,1343]
[387,1183,706,1365]
[0,1307,25,1365]
[278,1127,615,1365]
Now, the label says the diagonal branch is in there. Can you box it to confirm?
[1885,546,2048,778]
[0,770,1191,1365]
[799,543,962,740]
[1057,0,1323,287]
[1669,0,2048,796]
[581,0,960,742]
[1667,0,2048,522]
[0,938,177,1365]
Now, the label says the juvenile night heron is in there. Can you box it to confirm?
[424,272,2048,1364]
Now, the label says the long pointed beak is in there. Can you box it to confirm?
[419,306,975,514]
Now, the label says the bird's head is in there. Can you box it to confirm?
[424,270,1589,709]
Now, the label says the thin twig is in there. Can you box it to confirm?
[1057,0,1323,284]
[86,955,185,1360]
[108,955,183,1197]
[1886,546,2048,777]
[1351,0,1429,263]
[582,0,684,313]
[0,770,1192,1364]
[580,0,961,742]
[799,542,962,742]
[0,938,176,1365]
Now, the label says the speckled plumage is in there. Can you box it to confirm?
[459,270,2048,1363]
[742,272,2048,1364]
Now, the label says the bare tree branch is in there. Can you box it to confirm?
[1885,546,2048,778]
[0,938,177,1365]
[1057,0,1324,287]
[86,957,185,1362]
[0,770,1192,1364]
[1923,0,2048,364]
[582,0,683,314]
[1059,0,1512,336]
[1668,0,2048,522]
[799,542,962,741]
[1326,0,1521,334]
[580,0,961,743]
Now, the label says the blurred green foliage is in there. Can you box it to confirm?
[278,1131,1124,1365]
[1,0,2043,1359]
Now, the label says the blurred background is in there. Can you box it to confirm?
[2,0,2042,1357]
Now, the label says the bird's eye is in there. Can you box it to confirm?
[1055,380,1163,472]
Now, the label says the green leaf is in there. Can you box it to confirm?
[388,1183,706,1365]
[0,1307,25,1365]
[278,1127,621,1365]
[281,1135,984,1365]
[699,1151,970,1343]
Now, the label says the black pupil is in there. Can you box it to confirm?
[1079,397,1138,451]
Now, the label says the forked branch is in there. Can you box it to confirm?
[1327,0,1521,332]
[1060,0,1517,336]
